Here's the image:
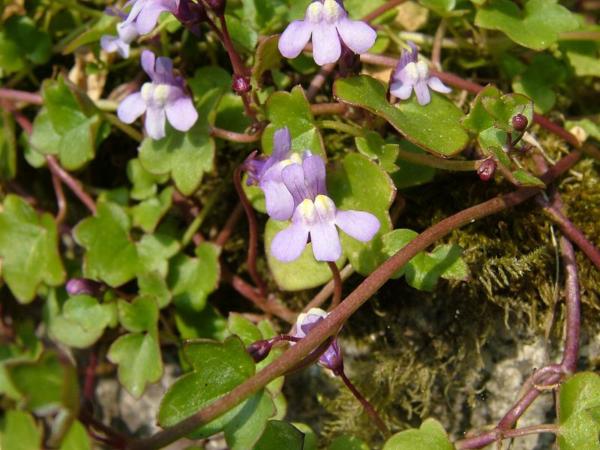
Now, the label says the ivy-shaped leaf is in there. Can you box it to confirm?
[159,336,274,447]
[334,75,469,157]
[49,295,117,349]
[131,187,173,233]
[254,421,305,450]
[74,202,140,287]
[329,435,370,450]
[168,242,220,311]
[383,418,453,450]
[107,330,163,398]
[382,229,469,291]
[0,195,65,303]
[261,85,326,158]
[127,158,169,201]
[0,410,43,450]
[0,16,51,74]
[59,420,92,450]
[558,372,600,450]
[329,153,396,275]
[30,76,108,170]
[475,0,579,50]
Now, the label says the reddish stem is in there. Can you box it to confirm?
[327,262,343,309]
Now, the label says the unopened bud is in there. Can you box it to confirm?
[232,75,251,95]
[175,0,207,36]
[477,158,497,182]
[512,113,528,132]
[247,339,273,363]
[205,0,226,16]
[66,278,105,297]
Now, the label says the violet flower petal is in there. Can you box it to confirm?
[271,222,310,262]
[282,163,311,205]
[335,210,380,242]
[336,17,377,55]
[302,154,327,198]
[260,179,295,221]
[278,20,314,59]
[414,79,431,105]
[272,127,292,161]
[165,96,198,132]
[154,56,175,83]
[428,76,452,94]
[141,50,156,79]
[310,221,342,261]
[117,93,147,123]
[145,106,167,140]
[312,22,341,66]
[135,0,175,34]
[390,80,413,100]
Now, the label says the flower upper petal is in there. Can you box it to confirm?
[278,20,314,59]
[302,154,327,198]
[165,95,198,132]
[260,179,295,221]
[282,163,311,205]
[335,210,380,242]
[336,17,376,55]
[117,92,147,123]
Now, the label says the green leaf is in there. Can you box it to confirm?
[382,230,469,290]
[0,110,17,180]
[131,187,173,233]
[462,85,504,134]
[254,421,305,450]
[0,16,51,73]
[107,331,163,398]
[265,219,342,291]
[175,304,229,340]
[228,313,263,345]
[159,337,267,439]
[261,86,326,158]
[512,169,545,187]
[74,202,140,287]
[383,418,454,450]
[0,195,65,303]
[252,35,282,88]
[118,296,159,333]
[62,14,117,54]
[512,54,566,113]
[561,40,600,78]
[329,153,396,275]
[0,410,43,450]
[559,372,600,450]
[168,242,220,311]
[225,390,276,450]
[127,158,169,201]
[475,0,579,50]
[59,421,91,450]
[137,232,180,277]
[481,93,533,133]
[334,75,469,157]
[329,435,370,450]
[139,89,218,195]
[30,77,107,170]
[391,141,436,190]
[355,132,399,173]
[49,295,117,349]
[7,351,79,413]
[138,272,172,309]
[419,0,456,16]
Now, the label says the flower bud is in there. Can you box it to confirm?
[512,113,528,132]
[66,278,105,297]
[477,158,497,182]
[247,339,273,363]
[205,0,226,16]
[175,0,207,36]
[232,75,251,95]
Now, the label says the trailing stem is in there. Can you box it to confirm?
[327,262,343,309]
[233,167,268,297]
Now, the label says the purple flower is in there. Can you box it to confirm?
[390,42,451,106]
[101,21,139,58]
[245,127,302,221]
[117,50,198,140]
[271,154,380,262]
[123,0,179,35]
[278,0,377,66]
[292,308,343,373]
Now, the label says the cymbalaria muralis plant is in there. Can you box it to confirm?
[0,0,599,449]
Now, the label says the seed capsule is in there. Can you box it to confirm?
[477,158,497,182]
